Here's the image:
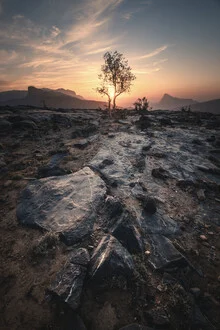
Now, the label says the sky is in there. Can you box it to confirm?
[0,0,220,106]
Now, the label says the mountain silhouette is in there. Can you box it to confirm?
[0,86,106,109]
[157,93,198,110]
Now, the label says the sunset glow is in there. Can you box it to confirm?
[0,0,220,106]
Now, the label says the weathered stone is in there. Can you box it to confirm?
[17,167,106,245]
[146,235,187,270]
[73,139,90,149]
[48,248,90,310]
[140,211,179,236]
[143,197,157,214]
[111,212,143,253]
[152,167,170,180]
[90,235,134,283]
[70,248,90,266]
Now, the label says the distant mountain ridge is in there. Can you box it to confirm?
[0,86,106,109]
[156,93,198,110]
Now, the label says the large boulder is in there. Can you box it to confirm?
[48,248,90,310]
[17,167,106,245]
[90,235,134,283]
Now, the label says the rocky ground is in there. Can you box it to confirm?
[0,106,219,330]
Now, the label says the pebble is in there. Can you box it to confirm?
[145,250,151,255]
[207,231,214,235]
[199,235,208,241]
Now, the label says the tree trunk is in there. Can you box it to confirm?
[113,96,116,110]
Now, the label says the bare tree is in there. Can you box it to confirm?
[96,51,136,111]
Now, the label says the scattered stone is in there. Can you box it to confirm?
[17,167,106,245]
[73,139,90,149]
[199,235,208,241]
[152,167,170,180]
[111,212,143,253]
[48,248,90,310]
[143,197,157,214]
[89,235,134,283]
[145,250,151,256]
[192,138,203,145]
[206,135,215,143]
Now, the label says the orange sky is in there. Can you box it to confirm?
[0,0,220,106]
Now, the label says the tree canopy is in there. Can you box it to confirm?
[96,51,136,110]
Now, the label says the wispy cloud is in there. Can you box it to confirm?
[137,45,168,59]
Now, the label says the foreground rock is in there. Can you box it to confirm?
[17,167,106,245]
[90,235,134,284]
[146,235,187,270]
[48,248,89,310]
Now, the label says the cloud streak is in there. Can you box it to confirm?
[137,45,168,59]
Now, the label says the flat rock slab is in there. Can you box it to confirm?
[17,167,106,245]
[48,248,89,310]
[90,235,134,283]
[146,235,187,270]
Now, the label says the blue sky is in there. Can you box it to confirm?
[0,0,220,105]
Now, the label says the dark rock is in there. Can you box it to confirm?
[160,117,172,125]
[37,165,69,178]
[17,167,106,245]
[190,287,201,298]
[111,212,143,253]
[206,135,215,143]
[145,307,170,327]
[13,119,38,130]
[90,235,134,283]
[142,144,152,154]
[71,124,98,138]
[141,212,179,236]
[119,324,152,330]
[136,115,152,130]
[162,272,178,285]
[0,119,12,133]
[99,158,114,169]
[192,305,215,329]
[48,249,89,310]
[73,139,90,149]
[143,197,157,214]
[146,235,187,271]
[58,310,87,330]
[152,167,170,180]
[70,248,90,266]
[104,195,123,220]
[192,138,203,145]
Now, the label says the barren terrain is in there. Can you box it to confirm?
[0,107,219,330]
